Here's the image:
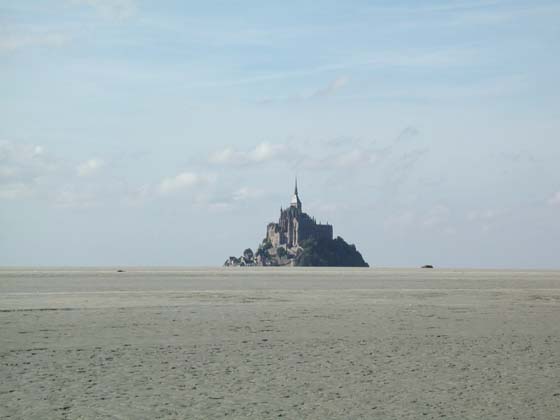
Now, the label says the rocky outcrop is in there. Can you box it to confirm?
[295,236,369,267]
[223,181,369,267]
[223,249,257,267]
[226,235,369,268]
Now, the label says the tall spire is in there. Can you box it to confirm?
[290,177,302,211]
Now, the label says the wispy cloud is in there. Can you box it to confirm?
[300,147,382,170]
[186,46,477,92]
[0,141,56,198]
[466,208,507,233]
[0,32,70,52]
[384,210,417,232]
[70,0,138,20]
[395,126,420,143]
[77,158,104,177]
[467,209,504,222]
[548,191,560,206]
[158,172,211,195]
[259,76,350,104]
[298,126,424,174]
[0,182,33,199]
[54,188,99,208]
[384,206,457,235]
[363,1,560,27]
[310,76,349,98]
[422,205,450,228]
[231,186,263,201]
[257,76,350,105]
[209,142,292,166]
[438,2,560,27]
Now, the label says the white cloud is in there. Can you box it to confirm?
[202,45,477,93]
[231,186,263,201]
[467,209,502,222]
[209,147,236,164]
[0,142,46,174]
[384,210,416,231]
[300,146,382,170]
[54,189,98,208]
[249,142,287,162]
[209,142,290,165]
[297,127,424,173]
[206,202,235,213]
[306,201,350,218]
[310,76,349,98]
[443,227,457,236]
[122,184,152,206]
[77,158,104,176]
[395,126,420,143]
[0,33,70,52]
[158,172,208,194]
[70,0,137,20]
[549,191,560,206]
[384,205,457,234]
[466,208,507,234]
[422,205,450,228]
[0,141,55,199]
[0,183,33,199]
[430,3,560,28]
[333,149,376,168]
[258,76,350,104]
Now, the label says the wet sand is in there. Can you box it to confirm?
[1,268,560,419]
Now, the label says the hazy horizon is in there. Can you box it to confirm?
[2,266,560,272]
[1,1,559,268]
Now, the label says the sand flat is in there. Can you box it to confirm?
[1,268,560,419]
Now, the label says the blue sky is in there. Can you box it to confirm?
[1,0,559,267]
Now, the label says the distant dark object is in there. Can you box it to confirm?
[117,269,125,272]
[421,265,434,269]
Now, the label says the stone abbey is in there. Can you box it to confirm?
[224,179,368,267]
[266,179,333,250]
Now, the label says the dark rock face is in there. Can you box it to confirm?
[295,236,369,267]
[243,248,254,261]
[226,235,369,268]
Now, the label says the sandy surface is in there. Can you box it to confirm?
[1,268,560,419]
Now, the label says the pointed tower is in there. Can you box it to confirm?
[290,177,302,211]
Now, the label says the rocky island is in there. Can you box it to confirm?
[224,181,369,267]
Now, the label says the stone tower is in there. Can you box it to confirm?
[266,179,333,250]
[290,178,302,211]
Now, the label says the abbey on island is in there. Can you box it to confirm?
[224,180,369,267]
[266,179,333,250]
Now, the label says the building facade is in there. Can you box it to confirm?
[266,180,333,250]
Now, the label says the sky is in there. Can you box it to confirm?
[1,0,559,268]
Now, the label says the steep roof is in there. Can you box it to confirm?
[290,177,302,209]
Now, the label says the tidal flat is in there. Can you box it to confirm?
[1,268,560,419]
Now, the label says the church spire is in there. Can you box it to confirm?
[290,177,302,211]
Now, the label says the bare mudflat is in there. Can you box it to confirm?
[1,268,560,419]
